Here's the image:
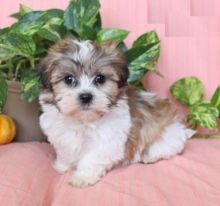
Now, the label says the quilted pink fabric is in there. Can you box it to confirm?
[0,139,219,206]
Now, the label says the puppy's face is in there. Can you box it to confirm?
[38,39,128,121]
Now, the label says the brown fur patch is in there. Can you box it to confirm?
[39,89,55,105]
[49,38,76,54]
[124,87,176,162]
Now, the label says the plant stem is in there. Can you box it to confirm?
[152,68,164,78]
[29,57,35,69]
[14,59,27,80]
[193,133,220,138]
[7,59,14,80]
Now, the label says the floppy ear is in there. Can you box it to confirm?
[37,59,50,89]
[100,40,118,53]
[99,41,129,87]
[105,42,129,86]
[118,64,129,88]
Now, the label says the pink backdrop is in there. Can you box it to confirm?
[0,0,219,99]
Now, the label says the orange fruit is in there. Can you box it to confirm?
[0,114,16,144]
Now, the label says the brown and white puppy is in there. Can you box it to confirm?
[38,38,195,187]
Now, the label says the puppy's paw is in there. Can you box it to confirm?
[68,172,100,188]
[142,155,160,164]
[52,160,70,174]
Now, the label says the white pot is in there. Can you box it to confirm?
[3,81,46,142]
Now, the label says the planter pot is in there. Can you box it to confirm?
[3,81,46,142]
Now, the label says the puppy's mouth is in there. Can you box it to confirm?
[67,106,107,122]
[81,104,91,111]
[68,102,92,114]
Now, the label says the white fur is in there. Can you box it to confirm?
[142,123,196,163]
[72,40,93,62]
[40,97,132,187]
[79,74,92,90]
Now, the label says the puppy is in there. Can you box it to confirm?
[38,38,195,187]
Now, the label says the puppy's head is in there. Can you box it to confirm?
[38,38,129,121]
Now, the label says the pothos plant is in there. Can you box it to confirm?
[0,0,160,113]
[170,77,220,138]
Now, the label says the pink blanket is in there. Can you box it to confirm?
[0,139,219,206]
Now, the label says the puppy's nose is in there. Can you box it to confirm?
[79,93,93,104]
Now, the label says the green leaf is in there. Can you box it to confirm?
[128,68,145,83]
[211,86,220,116]
[0,43,22,60]
[125,31,160,85]
[10,4,32,19]
[50,24,68,38]
[170,77,204,105]
[11,8,64,37]
[96,28,129,44]
[10,11,48,35]
[132,31,160,48]
[6,33,36,56]
[20,71,40,102]
[35,16,65,41]
[128,43,160,83]
[188,101,219,130]
[125,46,151,63]
[0,28,10,36]
[35,46,46,56]
[46,9,64,19]
[126,31,160,63]
[0,76,8,113]
[37,26,61,42]
[44,17,63,26]
[0,33,35,60]
[129,44,160,70]
[94,13,102,32]
[80,25,97,40]
[64,0,100,35]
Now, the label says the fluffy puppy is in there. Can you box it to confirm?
[38,38,195,187]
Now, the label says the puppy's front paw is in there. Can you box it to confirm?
[52,160,70,174]
[68,172,101,188]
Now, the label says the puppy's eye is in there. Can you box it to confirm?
[64,75,77,86]
[94,74,105,85]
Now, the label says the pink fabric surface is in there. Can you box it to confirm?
[0,139,219,206]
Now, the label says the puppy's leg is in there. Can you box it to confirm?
[52,158,71,174]
[142,123,195,163]
[52,148,75,174]
[53,161,70,174]
[68,154,113,187]
[69,148,122,187]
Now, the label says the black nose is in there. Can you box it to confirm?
[79,93,93,104]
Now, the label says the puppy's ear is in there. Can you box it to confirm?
[118,64,129,88]
[37,59,50,89]
[100,41,129,87]
[100,41,118,53]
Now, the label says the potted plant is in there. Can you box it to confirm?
[0,0,160,142]
[170,77,220,138]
